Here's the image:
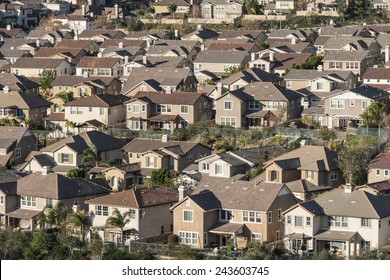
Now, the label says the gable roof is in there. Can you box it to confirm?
[100,39,145,48]
[0,91,51,109]
[194,50,249,64]
[258,52,312,70]
[64,94,129,108]
[368,152,390,169]
[363,67,390,80]
[181,28,220,41]
[342,85,390,100]
[323,50,373,61]
[284,69,353,81]
[76,57,121,68]
[222,67,282,84]
[86,186,178,208]
[0,73,39,91]
[78,29,125,39]
[323,36,375,51]
[268,29,309,40]
[131,91,207,105]
[11,57,67,69]
[52,76,118,87]
[56,39,96,49]
[218,30,263,41]
[153,0,191,5]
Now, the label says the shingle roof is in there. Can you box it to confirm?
[100,39,145,48]
[218,30,263,41]
[285,179,333,194]
[194,50,249,64]
[17,172,110,199]
[323,50,372,61]
[362,67,390,80]
[64,94,130,108]
[34,47,85,58]
[284,69,352,81]
[0,73,39,91]
[57,39,96,49]
[188,191,222,211]
[347,85,390,100]
[268,29,308,40]
[76,57,120,68]
[368,152,390,169]
[153,0,191,5]
[132,91,207,105]
[0,91,51,109]
[259,52,312,70]
[86,186,178,208]
[222,68,282,84]
[52,76,117,87]
[373,33,390,48]
[324,36,375,51]
[207,42,256,51]
[78,29,125,39]
[11,57,66,69]
[302,106,325,115]
[181,28,220,41]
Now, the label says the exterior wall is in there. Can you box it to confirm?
[138,203,174,238]
[194,59,249,75]
[215,93,243,128]
[0,191,19,215]
[324,92,374,119]
[75,61,123,78]
[21,158,44,173]
[201,3,243,19]
[177,145,211,172]
[378,216,390,248]
[124,82,159,97]
[11,60,72,77]
[323,57,375,77]
[14,133,36,165]
[208,159,231,178]
[154,5,190,14]
[368,168,390,184]
[100,148,123,165]
[64,104,125,126]
[53,145,80,167]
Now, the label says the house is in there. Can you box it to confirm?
[0,3,36,26]
[51,14,92,33]
[101,45,144,60]
[0,170,20,226]
[367,152,390,184]
[322,50,377,78]
[200,0,243,19]
[38,131,126,174]
[56,39,99,54]
[153,0,191,15]
[99,39,146,52]
[75,57,123,78]
[11,58,73,77]
[218,30,267,43]
[78,29,126,42]
[267,29,311,43]
[33,47,88,64]
[193,50,250,76]
[171,177,299,248]
[125,31,170,43]
[145,40,200,62]
[215,82,302,128]
[0,49,33,64]
[322,37,381,55]
[121,68,197,97]
[0,91,51,126]
[0,38,52,55]
[102,163,142,191]
[323,85,390,129]
[123,136,212,177]
[205,42,261,54]
[86,186,178,243]
[0,59,10,72]
[0,73,40,94]
[124,55,192,73]
[0,127,36,167]
[0,27,26,38]
[26,30,66,45]
[6,170,110,230]
[181,27,220,43]
[63,94,129,127]
[264,145,342,200]
[283,185,390,258]
[268,39,317,55]
[125,91,212,131]
[19,151,56,174]
[362,67,390,91]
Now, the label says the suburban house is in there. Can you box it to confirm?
[36,131,126,174]
[0,127,36,167]
[0,73,40,94]
[0,49,32,64]
[19,151,56,174]
[33,47,88,64]
[99,39,147,52]
[215,82,302,128]
[322,37,381,55]
[121,68,197,97]
[283,185,390,258]
[0,38,52,56]
[0,27,26,38]
[322,50,377,78]
[200,0,243,19]
[217,30,267,43]
[193,50,251,76]
[0,170,20,226]
[75,57,123,78]
[26,30,65,45]
[78,29,126,41]
[51,14,92,33]
[102,163,142,191]
[123,136,212,177]
[153,0,191,15]
[267,29,310,43]
[86,186,178,243]
[125,91,212,131]
[323,85,390,129]
[181,27,220,43]
[6,170,110,230]
[171,177,299,248]
[268,39,317,55]
[264,144,342,200]
[0,91,51,126]
[145,40,200,62]
[10,57,73,77]
[63,94,130,127]
[56,39,99,54]
[367,152,390,184]
[362,67,390,91]
[124,55,192,73]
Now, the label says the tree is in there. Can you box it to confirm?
[56,91,73,103]
[65,120,76,135]
[93,12,109,29]
[23,230,50,260]
[360,101,387,136]
[82,144,101,167]
[66,168,86,178]
[22,118,33,128]
[39,69,57,97]
[146,5,155,17]
[68,210,91,243]
[105,208,132,244]
[150,168,175,187]
[36,16,59,31]
[245,0,260,15]
[168,2,177,19]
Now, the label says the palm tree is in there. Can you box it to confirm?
[22,118,32,128]
[82,144,101,167]
[167,2,177,19]
[65,120,76,135]
[105,208,132,245]
[68,210,91,243]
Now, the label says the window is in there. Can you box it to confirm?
[202,163,209,171]
[328,216,348,228]
[183,210,193,222]
[147,156,156,168]
[220,210,233,221]
[159,104,172,113]
[224,101,233,110]
[268,211,272,224]
[61,153,70,164]
[133,104,140,113]
[278,209,282,221]
[161,226,164,234]
[251,233,262,243]
[215,164,223,175]
[330,170,338,181]
[294,216,303,227]
[15,148,21,158]
[362,100,370,110]
[376,169,381,176]
[220,116,236,127]
[306,217,311,226]
[286,215,292,224]
[242,211,262,223]
[169,156,174,166]
[179,231,198,245]
[140,85,147,91]
[186,154,193,162]
[129,120,143,130]
[0,195,4,205]
[361,218,371,227]
[21,196,36,207]
[316,82,324,90]
[269,170,279,182]
[100,108,105,115]
[305,170,313,180]
[141,105,146,112]
[27,145,31,153]
[330,100,344,109]
[276,230,281,240]
[385,170,389,176]
[248,100,260,110]
[129,209,136,219]
[204,232,208,245]
[350,100,355,107]
[180,105,189,114]
[361,240,371,251]
[95,205,109,216]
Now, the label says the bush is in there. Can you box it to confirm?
[168,234,179,245]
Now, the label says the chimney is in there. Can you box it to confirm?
[385,45,390,63]
[291,37,298,44]
[200,44,205,51]
[197,24,202,31]
[72,204,80,213]
[118,41,124,49]
[269,52,274,62]
[3,86,9,93]
[114,4,119,18]
[344,183,354,193]
[216,82,222,97]
[6,24,11,31]
[300,139,310,147]
[81,4,86,15]
[36,39,40,47]
[317,65,323,71]
[42,166,50,175]
[97,52,102,58]
[142,55,147,65]
[174,29,179,39]
[178,185,189,201]
[165,86,172,94]
[90,12,94,18]
[124,55,129,64]
[146,40,151,48]
[251,52,256,61]
[162,134,169,143]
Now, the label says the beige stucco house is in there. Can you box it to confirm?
[10,57,73,77]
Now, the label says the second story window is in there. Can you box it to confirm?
[147,156,156,168]
[362,100,370,110]
[0,195,4,205]
[183,210,193,222]
[305,170,313,180]
[129,209,137,219]
[95,205,109,216]
[330,100,344,109]
[224,101,233,110]
[328,216,348,228]
[220,209,232,221]
[15,147,21,158]
[330,170,338,181]
[248,100,260,110]
[215,164,223,175]
[361,218,371,227]
[21,196,36,207]
[242,211,262,223]
[180,105,189,114]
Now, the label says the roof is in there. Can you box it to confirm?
[181,28,220,41]
[64,94,130,108]
[302,106,325,115]
[319,26,360,36]
[268,29,308,40]
[208,222,244,234]
[86,186,178,208]
[345,85,390,100]
[100,39,145,48]
[368,152,390,169]
[207,42,256,52]
[376,33,390,48]
[132,91,207,105]
[125,31,168,40]
[34,47,85,58]
[24,152,56,169]
[194,50,249,64]
[11,57,66,69]
[7,208,41,219]
[363,67,390,80]
[76,57,120,68]
[285,179,334,194]
[40,131,126,153]
[78,29,125,39]
[0,91,51,109]
[314,36,330,46]
[323,50,372,62]
[52,76,117,87]
[0,73,39,91]
[153,0,190,5]
[44,113,65,121]
[57,39,96,49]
[187,190,222,211]
[323,36,375,51]
[284,69,352,81]
[264,145,339,171]
[17,172,110,199]
[104,163,141,174]
[218,30,263,41]
[258,52,312,70]
[222,68,282,84]
[314,230,357,241]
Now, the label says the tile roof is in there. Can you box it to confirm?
[86,186,178,208]
[194,50,249,64]
[0,73,39,91]
[123,138,206,154]
[363,67,390,80]
[64,94,130,108]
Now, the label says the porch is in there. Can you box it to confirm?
[207,222,247,249]
[6,208,41,230]
[245,110,276,128]
[314,230,358,258]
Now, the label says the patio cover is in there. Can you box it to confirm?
[314,230,357,241]
[208,222,243,235]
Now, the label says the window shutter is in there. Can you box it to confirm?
[69,154,73,164]
[276,171,279,182]
[58,153,63,163]
[154,157,157,168]
[146,156,149,167]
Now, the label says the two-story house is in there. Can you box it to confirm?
[102,163,142,191]
[264,144,342,200]
[0,170,20,226]
[123,136,212,177]
[86,186,178,243]
[0,73,40,94]
[11,57,73,77]
[125,91,212,131]
[217,30,267,43]
[63,94,129,127]
[201,0,243,19]
[153,0,191,15]
[215,82,302,128]
[362,67,390,91]
[0,127,36,167]
[75,57,123,78]
[367,152,390,184]
[283,185,390,258]
[145,40,200,62]
[6,170,110,230]
[322,37,381,56]
[323,85,390,129]
[171,177,299,248]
